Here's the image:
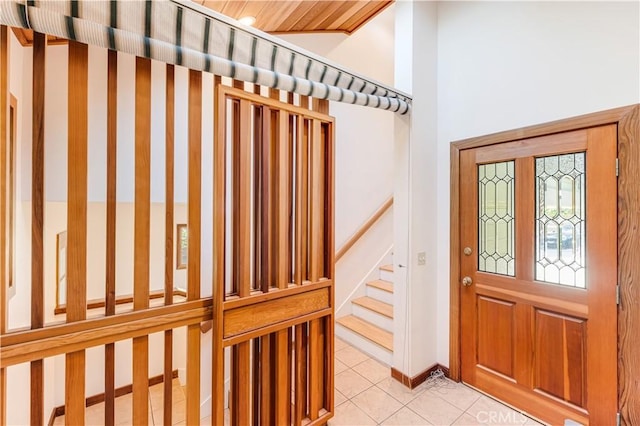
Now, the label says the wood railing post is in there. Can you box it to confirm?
[104,48,118,426]
[186,69,202,425]
[132,56,151,426]
[0,25,7,426]
[66,39,89,426]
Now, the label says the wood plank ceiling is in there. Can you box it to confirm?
[11,0,393,46]
[200,1,394,34]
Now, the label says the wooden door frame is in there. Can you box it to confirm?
[449,104,640,425]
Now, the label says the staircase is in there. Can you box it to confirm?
[336,264,394,365]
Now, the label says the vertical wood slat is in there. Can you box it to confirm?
[0,25,7,425]
[294,99,311,424]
[259,106,273,293]
[308,319,322,420]
[237,98,252,297]
[259,334,273,425]
[274,329,291,425]
[186,69,202,425]
[324,111,335,414]
[30,32,46,426]
[65,40,89,425]
[231,98,252,426]
[163,63,175,426]
[212,74,225,426]
[231,342,251,426]
[309,120,325,281]
[275,111,291,288]
[294,323,308,425]
[132,56,151,426]
[104,48,118,426]
[295,116,309,285]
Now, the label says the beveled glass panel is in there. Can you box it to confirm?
[478,161,515,276]
[535,152,586,288]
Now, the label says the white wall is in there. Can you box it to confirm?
[279,4,395,249]
[434,1,640,365]
[279,5,396,311]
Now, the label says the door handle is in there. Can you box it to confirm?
[462,276,473,287]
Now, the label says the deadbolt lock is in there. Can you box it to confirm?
[463,247,472,256]
[462,276,473,286]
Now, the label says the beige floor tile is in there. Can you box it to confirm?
[327,401,376,426]
[466,396,530,425]
[352,357,390,384]
[149,381,187,411]
[407,392,464,426]
[335,358,349,375]
[334,369,373,399]
[351,386,404,423]
[380,406,432,425]
[335,345,370,367]
[335,338,349,352]
[452,412,481,425]
[335,389,348,407]
[426,381,481,411]
[85,402,105,425]
[376,377,425,405]
[152,399,186,425]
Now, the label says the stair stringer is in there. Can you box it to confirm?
[335,245,393,318]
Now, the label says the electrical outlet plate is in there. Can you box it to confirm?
[417,252,426,265]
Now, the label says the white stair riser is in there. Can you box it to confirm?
[366,285,393,305]
[379,269,394,282]
[335,324,392,365]
[352,304,393,333]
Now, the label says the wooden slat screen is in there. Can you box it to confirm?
[213,84,335,426]
[0,28,334,426]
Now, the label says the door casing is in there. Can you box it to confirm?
[449,104,640,425]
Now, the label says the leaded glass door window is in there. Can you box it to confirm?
[478,161,515,276]
[535,153,586,287]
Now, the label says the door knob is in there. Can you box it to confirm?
[462,276,473,286]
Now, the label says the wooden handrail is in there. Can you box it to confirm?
[335,196,393,262]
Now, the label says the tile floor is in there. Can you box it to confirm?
[330,338,544,426]
[53,338,544,425]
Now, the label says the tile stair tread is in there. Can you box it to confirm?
[352,296,393,318]
[380,264,394,272]
[336,315,393,351]
[366,279,393,293]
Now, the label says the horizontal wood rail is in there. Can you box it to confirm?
[54,287,187,315]
[0,299,212,367]
[335,196,393,262]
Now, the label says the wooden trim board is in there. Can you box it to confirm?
[47,370,179,425]
[391,364,450,390]
[54,288,187,315]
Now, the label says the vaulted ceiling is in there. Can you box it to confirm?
[12,1,393,46]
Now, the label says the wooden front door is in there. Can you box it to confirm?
[460,125,618,425]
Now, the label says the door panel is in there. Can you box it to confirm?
[477,296,515,378]
[460,125,617,425]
